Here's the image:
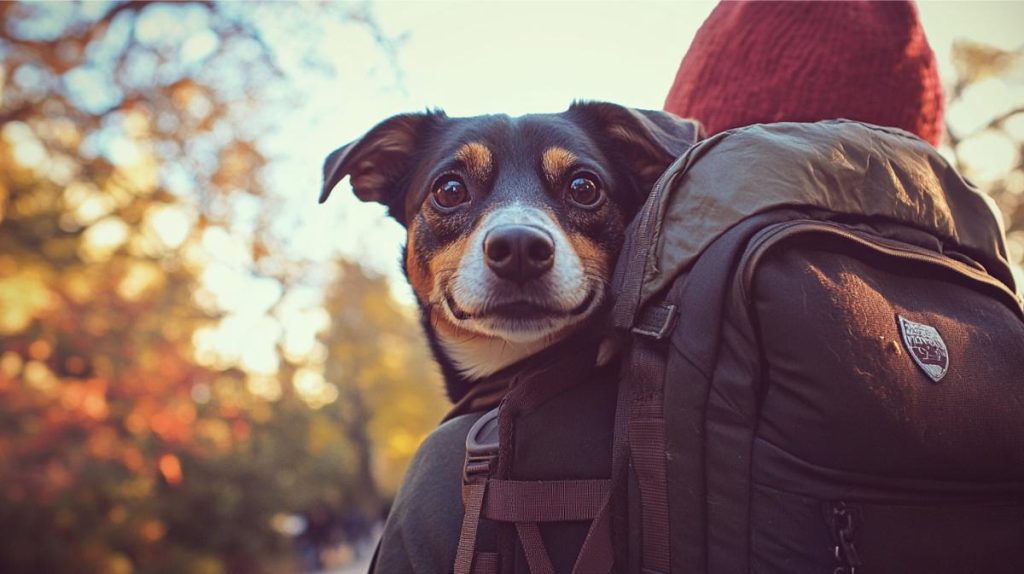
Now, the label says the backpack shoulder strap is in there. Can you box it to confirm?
[625,304,678,574]
[455,336,627,573]
[621,210,807,573]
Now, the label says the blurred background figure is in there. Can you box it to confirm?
[0,1,1021,573]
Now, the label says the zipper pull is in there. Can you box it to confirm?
[831,502,862,574]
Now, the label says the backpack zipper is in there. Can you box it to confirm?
[830,501,862,574]
[736,220,1023,315]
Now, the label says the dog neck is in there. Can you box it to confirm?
[436,331,566,381]
[422,307,622,403]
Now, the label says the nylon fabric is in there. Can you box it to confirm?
[474,552,499,574]
[629,415,670,573]
[483,479,611,523]
[628,342,671,573]
[515,523,555,574]
[456,482,489,574]
[754,244,1024,478]
[446,376,514,422]
[568,494,615,574]
[632,121,1015,312]
[491,334,613,573]
[666,216,1024,571]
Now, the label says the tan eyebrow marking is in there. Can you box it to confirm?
[454,142,493,181]
[542,146,578,183]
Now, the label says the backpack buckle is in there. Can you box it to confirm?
[632,303,679,341]
[464,408,500,482]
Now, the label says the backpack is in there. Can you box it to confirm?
[452,120,1024,574]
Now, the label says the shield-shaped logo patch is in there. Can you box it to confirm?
[897,315,949,382]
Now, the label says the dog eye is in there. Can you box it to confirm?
[432,176,470,209]
[567,175,602,208]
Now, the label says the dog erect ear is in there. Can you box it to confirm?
[569,101,703,193]
[319,111,446,216]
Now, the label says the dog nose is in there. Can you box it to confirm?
[483,225,555,284]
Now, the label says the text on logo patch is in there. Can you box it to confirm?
[897,315,949,383]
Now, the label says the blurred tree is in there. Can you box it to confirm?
[319,261,448,502]
[0,2,439,574]
[945,39,1024,287]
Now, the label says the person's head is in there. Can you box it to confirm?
[665,0,944,146]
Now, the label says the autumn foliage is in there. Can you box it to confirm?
[0,3,446,573]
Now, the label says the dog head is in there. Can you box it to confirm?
[320,102,698,394]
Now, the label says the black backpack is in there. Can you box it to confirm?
[448,120,1024,574]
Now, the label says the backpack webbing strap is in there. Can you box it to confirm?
[566,333,640,573]
[457,337,617,572]
[630,405,670,572]
[568,338,640,573]
[570,492,615,572]
[629,326,673,573]
[516,523,555,574]
[456,412,615,573]
[479,478,613,573]
[473,552,498,573]
[484,479,611,521]
[455,481,491,574]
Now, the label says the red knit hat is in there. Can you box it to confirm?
[664,0,945,146]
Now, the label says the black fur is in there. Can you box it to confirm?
[321,102,701,402]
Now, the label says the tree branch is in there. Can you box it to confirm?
[0,103,38,126]
[987,106,1024,131]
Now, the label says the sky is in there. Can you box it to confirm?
[268,2,710,288]
[267,1,1024,292]
[189,1,1024,376]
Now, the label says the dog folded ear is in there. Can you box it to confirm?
[319,110,447,214]
[569,101,703,194]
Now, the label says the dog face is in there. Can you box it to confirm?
[320,102,698,393]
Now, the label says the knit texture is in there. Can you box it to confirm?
[664,0,944,146]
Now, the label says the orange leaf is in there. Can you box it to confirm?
[158,453,182,486]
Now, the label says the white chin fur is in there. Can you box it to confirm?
[437,285,601,379]
[440,329,618,381]
[439,332,566,380]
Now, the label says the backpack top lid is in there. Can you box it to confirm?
[628,120,1016,311]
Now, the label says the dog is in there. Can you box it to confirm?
[319,102,698,401]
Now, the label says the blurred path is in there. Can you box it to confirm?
[319,552,372,574]
[315,531,379,574]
